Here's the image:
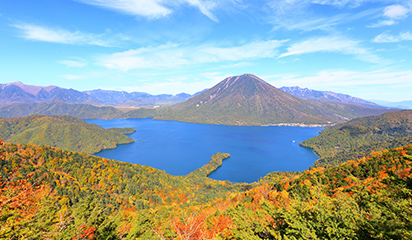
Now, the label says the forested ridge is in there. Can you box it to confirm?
[301,110,412,167]
[1,139,411,239]
[0,101,124,119]
[0,115,135,154]
[109,127,136,135]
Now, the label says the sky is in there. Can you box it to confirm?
[0,0,411,102]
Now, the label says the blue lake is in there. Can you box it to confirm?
[86,118,323,183]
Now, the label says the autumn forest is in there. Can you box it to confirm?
[1,110,412,239]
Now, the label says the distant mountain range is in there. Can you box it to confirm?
[1,80,401,111]
[0,76,399,124]
[0,81,192,107]
[371,100,412,109]
[155,74,392,125]
[280,86,382,108]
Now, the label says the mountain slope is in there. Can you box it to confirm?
[0,142,240,238]
[156,74,392,125]
[0,115,134,154]
[301,110,412,167]
[280,86,382,108]
[0,101,123,119]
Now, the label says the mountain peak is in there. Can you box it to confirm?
[212,73,279,98]
[223,73,266,84]
[4,81,58,95]
[8,81,24,86]
[238,73,261,79]
[157,74,389,125]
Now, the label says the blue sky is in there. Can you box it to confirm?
[0,0,411,101]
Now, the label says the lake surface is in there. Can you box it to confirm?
[86,118,323,183]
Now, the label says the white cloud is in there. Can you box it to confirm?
[13,23,115,46]
[76,0,171,19]
[195,40,287,62]
[383,4,410,19]
[267,1,410,32]
[97,40,287,71]
[310,0,370,8]
[400,31,412,40]
[76,0,221,21]
[97,43,190,71]
[368,19,396,27]
[373,31,412,43]
[369,4,411,28]
[59,60,88,68]
[279,36,381,63]
[184,0,218,22]
[267,0,380,31]
[266,0,372,16]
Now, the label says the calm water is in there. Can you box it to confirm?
[86,118,322,183]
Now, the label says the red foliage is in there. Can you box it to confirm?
[75,224,97,240]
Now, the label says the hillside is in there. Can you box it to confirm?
[0,101,124,119]
[1,140,411,239]
[280,86,382,108]
[156,74,392,125]
[0,115,135,154]
[301,110,412,167]
[0,142,242,238]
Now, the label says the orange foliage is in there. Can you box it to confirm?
[377,171,388,179]
[74,224,96,240]
[206,215,233,239]
[396,168,411,178]
[171,212,207,240]
[282,181,290,190]
[370,151,383,157]
[0,176,52,235]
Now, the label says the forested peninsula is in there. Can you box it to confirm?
[0,115,135,154]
